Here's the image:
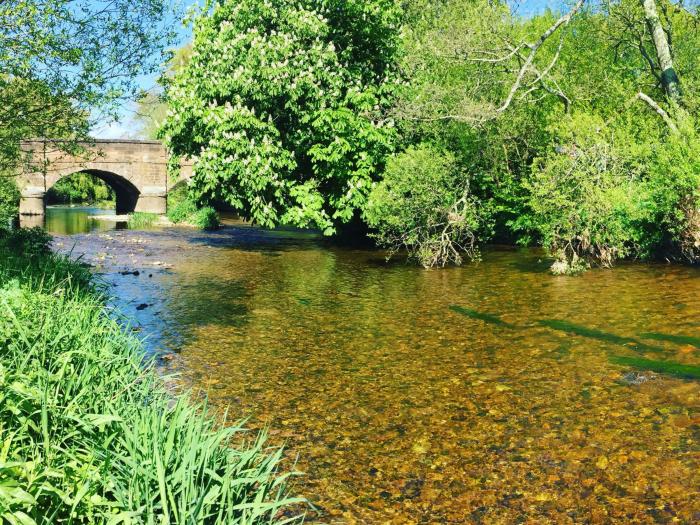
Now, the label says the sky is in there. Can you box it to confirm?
[91,0,199,139]
[91,0,566,139]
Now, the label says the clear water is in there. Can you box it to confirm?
[54,225,700,523]
[38,205,125,235]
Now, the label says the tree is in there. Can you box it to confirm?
[161,0,402,234]
[388,0,700,269]
[0,0,180,170]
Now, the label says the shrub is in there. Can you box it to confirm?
[527,114,700,272]
[364,144,483,267]
[0,226,51,256]
[167,184,220,230]
[191,206,219,230]
[643,119,700,264]
[127,211,159,229]
[166,184,198,224]
[526,116,653,273]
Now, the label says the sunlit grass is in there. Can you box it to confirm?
[0,228,304,523]
[127,211,159,229]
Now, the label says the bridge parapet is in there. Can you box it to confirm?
[17,139,192,216]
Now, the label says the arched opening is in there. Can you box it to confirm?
[47,169,140,214]
[47,172,115,208]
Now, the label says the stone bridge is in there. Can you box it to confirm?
[17,139,192,216]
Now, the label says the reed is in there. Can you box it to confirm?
[127,212,159,229]
[0,228,304,524]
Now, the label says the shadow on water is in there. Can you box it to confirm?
[638,332,700,349]
[538,319,664,353]
[186,224,322,253]
[609,355,700,379]
[449,305,517,329]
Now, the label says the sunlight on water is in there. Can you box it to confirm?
[56,226,700,523]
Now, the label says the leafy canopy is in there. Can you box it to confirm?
[161,0,402,234]
[385,0,700,269]
[0,0,179,169]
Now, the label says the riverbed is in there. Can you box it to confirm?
[50,208,700,523]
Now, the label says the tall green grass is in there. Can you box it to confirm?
[0,228,304,524]
[127,212,159,229]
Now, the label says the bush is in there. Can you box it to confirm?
[166,184,198,223]
[127,211,159,229]
[0,175,19,227]
[191,206,219,230]
[167,184,219,230]
[0,231,302,523]
[526,114,700,273]
[643,119,700,264]
[0,226,51,256]
[364,144,483,267]
[526,116,649,273]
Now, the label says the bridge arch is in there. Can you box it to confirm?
[48,169,141,214]
[17,139,193,218]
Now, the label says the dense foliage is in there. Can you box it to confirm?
[155,0,700,270]
[161,0,402,234]
[0,228,302,523]
[368,0,700,270]
[46,172,115,206]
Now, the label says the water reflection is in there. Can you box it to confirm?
[57,227,700,523]
[40,206,125,235]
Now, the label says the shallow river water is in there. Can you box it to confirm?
[50,212,700,524]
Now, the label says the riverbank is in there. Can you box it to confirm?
[0,227,303,523]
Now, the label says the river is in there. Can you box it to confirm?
[48,206,700,523]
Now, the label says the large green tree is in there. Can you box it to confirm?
[161,0,402,234]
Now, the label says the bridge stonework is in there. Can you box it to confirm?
[18,139,192,216]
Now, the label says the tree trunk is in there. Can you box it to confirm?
[640,0,681,103]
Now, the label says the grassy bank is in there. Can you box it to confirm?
[0,228,303,523]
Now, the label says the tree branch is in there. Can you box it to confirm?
[636,91,678,132]
[495,0,586,113]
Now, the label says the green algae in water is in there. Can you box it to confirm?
[638,332,700,348]
[609,355,700,379]
[449,305,516,328]
[538,319,663,353]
